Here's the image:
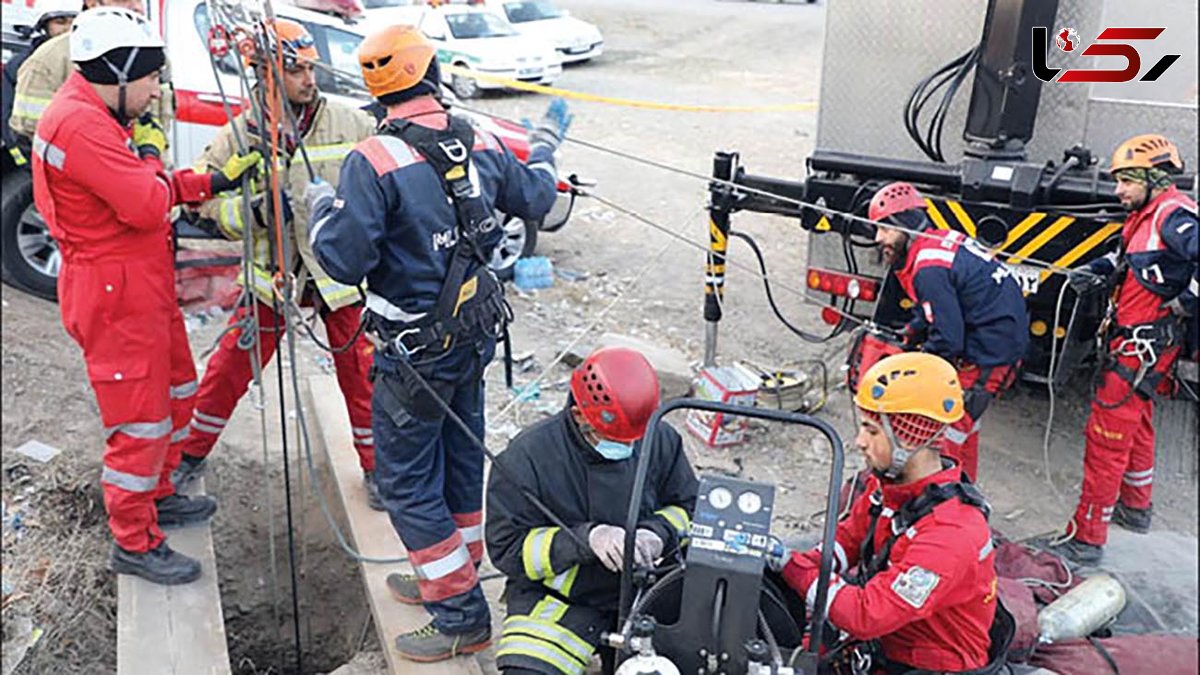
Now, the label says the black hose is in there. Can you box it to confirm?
[727,230,849,343]
[757,609,784,667]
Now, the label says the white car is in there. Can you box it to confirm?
[482,0,602,63]
[361,4,561,100]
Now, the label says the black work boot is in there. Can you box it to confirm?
[394,622,491,663]
[1112,502,1152,534]
[110,541,201,585]
[363,470,385,512]
[1033,536,1103,567]
[155,493,218,528]
[386,572,421,605]
[170,454,207,492]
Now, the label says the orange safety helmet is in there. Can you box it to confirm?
[854,352,963,478]
[358,24,437,99]
[1110,134,1185,175]
[245,18,318,70]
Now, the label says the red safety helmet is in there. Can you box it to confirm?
[570,347,661,443]
[868,181,927,222]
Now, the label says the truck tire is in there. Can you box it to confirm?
[490,213,538,281]
[1,169,59,301]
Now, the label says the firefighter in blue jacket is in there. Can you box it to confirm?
[305,25,566,661]
[868,182,1029,482]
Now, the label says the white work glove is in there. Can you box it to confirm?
[633,528,664,567]
[304,179,335,217]
[589,524,627,573]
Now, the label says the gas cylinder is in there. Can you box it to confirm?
[614,653,682,675]
[1036,573,1127,644]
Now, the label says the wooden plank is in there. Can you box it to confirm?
[306,374,484,675]
[117,477,232,675]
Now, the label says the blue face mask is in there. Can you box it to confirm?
[594,439,635,461]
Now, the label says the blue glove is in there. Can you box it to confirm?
[529,97,573,151]
[304,178,335,217]
[1066,265,1105,295]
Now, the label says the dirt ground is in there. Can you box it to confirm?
[2,1,1196,673]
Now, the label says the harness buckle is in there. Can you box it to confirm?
[389,327,425,359]
[1116,324,1160,367]
[438,138,469,163]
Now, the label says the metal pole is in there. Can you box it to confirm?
[704,152,737,366]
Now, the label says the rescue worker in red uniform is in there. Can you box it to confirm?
[1046,135,1198,565]
[479,347,698,675]
[32,6,258,584]
[868,182,1029,482]
[169,19,381,509]
[307,26,563,661]
[770,352,1004,674]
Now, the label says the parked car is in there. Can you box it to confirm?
[481,0,602,64]
[0,0,578,300]
[360,3,562,100]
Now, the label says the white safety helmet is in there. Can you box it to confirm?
[69,6,163,64]
[32,0,80,33]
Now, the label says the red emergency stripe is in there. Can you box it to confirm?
[409,531,478,602]
[453,511,484,563]
[356,133,517,177]
[174,90,246,128]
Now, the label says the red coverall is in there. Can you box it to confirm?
[32,72,217,553]
[1072,187,1198,545]
[781,466,998,672]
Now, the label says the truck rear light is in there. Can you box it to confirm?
[820,307,841,325]
[806,268,879,302]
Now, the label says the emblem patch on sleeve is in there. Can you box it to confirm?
[891,565,940,609]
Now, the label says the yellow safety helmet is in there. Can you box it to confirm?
[854,353,963,476]
[1110,134,1184,175]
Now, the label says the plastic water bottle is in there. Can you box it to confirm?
[514,256,554,291]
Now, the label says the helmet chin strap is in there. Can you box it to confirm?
[102,47,141,126]
[875,414,943,481]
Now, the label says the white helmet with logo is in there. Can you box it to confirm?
[69,6,163,64]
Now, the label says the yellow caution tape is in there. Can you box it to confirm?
[441,64,817,113]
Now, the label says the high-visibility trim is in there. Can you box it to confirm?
[364,291,426,323]
[410,532,478,601]
[531,595,570,622]
[806,573,847,625]
[170,380,198,399]
[217,197,245,239]
[304,142,356,162]
[522,526,559,581]
[817,540,849,573]
[105,416,172,441]
[32,134,66,170]
[943,426,969,444]
[914,248,956,267]
[194,411,228,426]
[654,505,690,536]
[352,435,374,447]
[1124,468,1153,479]
[978,537,994,561]
[191,419,224,435]
[497,635,586,675]
[102,466,159,493]
[1122,475,1153,488]
[356,135,420,177]
[544,565,579,596]
[313,276,361,304]
[527,161,556,179]
[454,511,484,562]
[502,616,593,665]
[171,425,190,443]
[13,94,50,121]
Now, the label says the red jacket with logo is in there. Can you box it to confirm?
[31,72,213,264]
[780,466,998,671]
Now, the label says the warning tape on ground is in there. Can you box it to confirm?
[441,64,817,113]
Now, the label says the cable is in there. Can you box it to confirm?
[757,609,784,668]
[728,230,839,343]
[1041,282,1078,502]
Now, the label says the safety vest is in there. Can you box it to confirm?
[196,96,375,310]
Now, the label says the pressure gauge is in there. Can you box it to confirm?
[708,486,733,510]
[737,491,763,515]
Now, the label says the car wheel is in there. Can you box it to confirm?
[490,213,538,281]
[1,169,59,301]
[451,64,480,100]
